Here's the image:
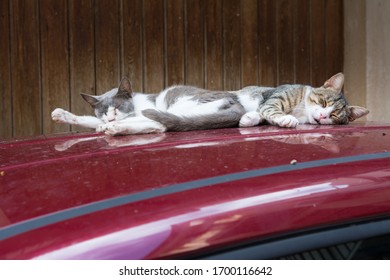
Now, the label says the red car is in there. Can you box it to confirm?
[1,123,390,259]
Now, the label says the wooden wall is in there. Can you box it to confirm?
[0,0,343,139]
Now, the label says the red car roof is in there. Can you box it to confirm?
[1,123,390,259]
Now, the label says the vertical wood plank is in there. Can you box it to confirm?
[0,0,12,138]
[40,0,70,134]
[325,0,343,78]
[205,0,223,90]
[95,0,120,93]
[185,0,204,87]
[223,0,241,90]
[294,0,311,85]
[311,0,326,86]
[259,0,277,86]
[165,0,185,86]
[143,0,165,92]
[241,0,259,86]
[10,0,41,137]
[122,0,144,92]
[277,0,294,84]
[68,0,95,130]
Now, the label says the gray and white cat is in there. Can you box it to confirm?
[52,78,248,134]
[51,73,369,135]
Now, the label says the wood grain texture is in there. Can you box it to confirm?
[185,0,205,87]
[259,0,277,86]
[95,0,120,93]
[40,0,70,134]
[0,0,344,138]
[223,0,241,90]
[205,0,223,90]
[325,0,343,78]
[241,0,259,86]
[10,0,42,137]
[122,0,144,92]
[68,0,95,132]
[294,0,311,85]
[0,0,12,138]
[311,0,327,86]
[143,0,164,92]
[166,0,185,86]
[277,0,295,84]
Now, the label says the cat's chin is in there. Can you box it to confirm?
[306,115,319,125]
[307,117,333,125]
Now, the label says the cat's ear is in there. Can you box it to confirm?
[348,106,369,122]
[118,77,133,95]
[80,93,100,108]
[324,73,344,92]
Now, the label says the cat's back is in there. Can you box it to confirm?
[258,84,305,101]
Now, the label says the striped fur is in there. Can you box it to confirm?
[52,73,369,135]
[239,73,370,128]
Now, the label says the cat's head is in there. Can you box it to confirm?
[80,78,135,123]
[304,73,369,125]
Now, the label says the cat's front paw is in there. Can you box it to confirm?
[96,123,107,133]
[51,108,75,123]
[100,123,125,136]
[275,115,299,128]
[239,112,261,127]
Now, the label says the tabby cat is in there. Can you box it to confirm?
[237,73,369,128]
[51,73,368,135]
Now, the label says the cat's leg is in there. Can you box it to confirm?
[272,115,299,128]
[52,108,104,129]
[239,111,262,127]
[98,116,166,135]
[260,104,299,128]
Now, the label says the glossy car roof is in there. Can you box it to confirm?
[1,122,390,259]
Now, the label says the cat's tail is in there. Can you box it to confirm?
[142,104,246,132]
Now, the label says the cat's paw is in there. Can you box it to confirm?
[101,123,125,136]
[239,112,261,127]
[96,123,107,133]
[51,108,75,123]
[275,115,299,128]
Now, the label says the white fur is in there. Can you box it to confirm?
[52,108,104,128]
[237,93,259,112]
[155,87,172,111]
[274,115,299,128]
[132,94,156,115]
[306,104,335,124]
[167,97,224,117]
[97,116,166,135]
[99,96,226,135]
[239,111,261,127]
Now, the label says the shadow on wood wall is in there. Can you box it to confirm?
[0,0,343,139]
